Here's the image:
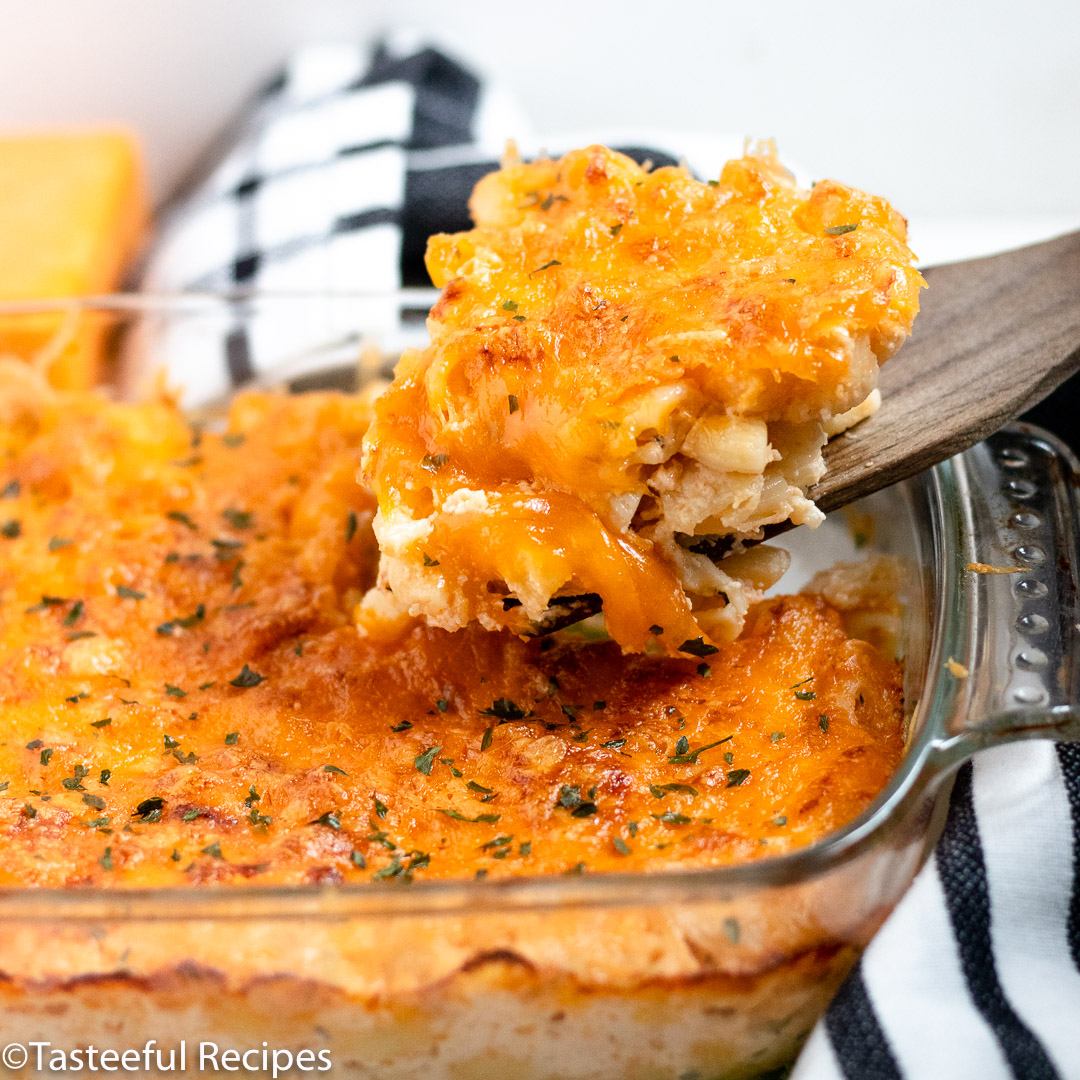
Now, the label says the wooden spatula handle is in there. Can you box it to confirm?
[812,230,1080,513]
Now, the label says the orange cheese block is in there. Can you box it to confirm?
[0,130,147,389]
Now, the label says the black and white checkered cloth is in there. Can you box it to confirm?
[141,34,1080,1080]
[140,31,743,406]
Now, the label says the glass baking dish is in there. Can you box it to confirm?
[0,296,1077,1080]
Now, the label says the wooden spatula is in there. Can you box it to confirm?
[808,228,1080,514]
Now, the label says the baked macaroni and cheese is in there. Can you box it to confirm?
[0,366,901,886]
[0,140,924,1078]
[0,366,906,1077]
[361,144,922,652]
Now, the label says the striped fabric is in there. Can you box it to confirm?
[795,742,1080,1080]
[141,35,1080,1079]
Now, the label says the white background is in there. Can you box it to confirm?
[0,0,1077,263]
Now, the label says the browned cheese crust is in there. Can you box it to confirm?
[0,368,902,888]
[361,144,923,650]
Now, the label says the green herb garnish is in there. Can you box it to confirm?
[557,785,582,809]
[211,538,244,559]
[167,510,197,530]
[222,508,254,530]
[414,746,442,775]
[679,637,718,658]
[134,797,165,821]
[479,698,527,721]
[649,783,699,798]
[372,855,404,881]
[25,595,65,614]
[230,665,266,688]
[668,736,731,765]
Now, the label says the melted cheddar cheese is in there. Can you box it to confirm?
[361,144,922,651]
[0,369,903,887]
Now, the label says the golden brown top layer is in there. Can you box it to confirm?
[361,145,922,649]
[430,144,918,422]
[0,372,902,887]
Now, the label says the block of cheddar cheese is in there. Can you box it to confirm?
[0,129,147,388]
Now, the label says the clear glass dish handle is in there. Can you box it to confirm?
[936,422,1080,758]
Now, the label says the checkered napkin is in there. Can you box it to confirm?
[140,34,1080,1080]
[139,32,744,407]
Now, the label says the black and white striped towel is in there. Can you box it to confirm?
[141,34,1080,1080]
[796,743,1080,1080]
